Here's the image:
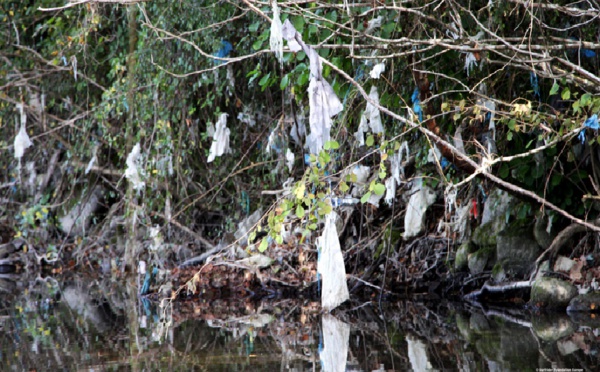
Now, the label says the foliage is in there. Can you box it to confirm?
[1,0,600,265]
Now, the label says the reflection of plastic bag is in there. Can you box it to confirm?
[207,113,230,162]
[317,212,349,311]
[320,314,349,372]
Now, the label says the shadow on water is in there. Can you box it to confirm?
[1,274,599,371]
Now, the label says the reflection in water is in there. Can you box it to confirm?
[0,278,598,371]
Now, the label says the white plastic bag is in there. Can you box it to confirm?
[317,212,349,311]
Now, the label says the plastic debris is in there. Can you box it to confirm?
[578,114,599,144]
[365,86,384,133]
[14,104,33,160]
[213,40,233,65]
[234,208,263,246]
[237,110,256,127]
[266,127,284,154]
[207,113,231,162]
[85,144,98,174]
[320,314,350,372]
[317,212,349,311]
[411,88,423,121]
[464,52,478,76]
[355,86,383,145]
[125,143,145,191]
[349,165,370,197]
[370,62,385,79]
[482,99,496,139]
[530,72,540,99]
[237,253,274,269]
[269,1,283,65]
[384,177,396,205]
[366,16,383,34]
[453,125,466,154]
[404,178,437,239]
[354,113,369,146]
[330,197,360,207]
[281,19,343,154]
[285,148,294,172]
[70,55,78,81]
[407,335,431,372]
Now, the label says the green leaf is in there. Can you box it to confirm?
[360,191,372,204]
[339,181,349,193]
[258,238,269,252]
[581,93,592,107]
[259,72,271,87]
[561,87,571,101]
[507,119,516,131]
[366,135,374,147]
[252,39,264,51]
[372,183,386,196]
[318,151,331,165]
[324,140,339,150]
[320,203,332,216]
[249,22,260,32]
[298,70,309,86]
[280,74,289,90]
[275,235,284,244]
[296,205,305,219]
[499,163,509,178]
[549,82,559,96]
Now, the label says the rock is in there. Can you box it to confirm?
[469,312,491,333]
[530,277,578,309]
[491,261,507,282]
[533,213,556,249]
[455,241,474,271]
[567,291,600,312]
[472,189,514,247]
[531,313,575,342]
[59,185,105,236]
[496,223,541,278]
[468,247,493,275]
[554,256,576,273]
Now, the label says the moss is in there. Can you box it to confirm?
[472,223,498,247]
[454,241,475,271]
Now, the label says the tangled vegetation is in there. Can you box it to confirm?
[1,1,600,298]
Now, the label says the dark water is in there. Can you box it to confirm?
[1,276,598,371]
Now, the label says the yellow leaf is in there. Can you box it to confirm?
[294,182,306,200]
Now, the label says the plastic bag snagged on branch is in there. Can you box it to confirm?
[125,143,145,191]
[281,19,343,154]
[207,113,231,162]
[269,1,283,65]
[14,103,33,159]
[317,212,349,311]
